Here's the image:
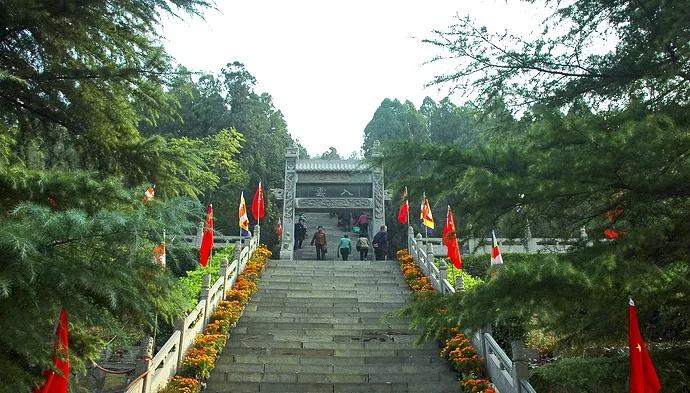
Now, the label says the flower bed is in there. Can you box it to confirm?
[160,244,272,392]
[397,249,435,293]
[397,249,495,393]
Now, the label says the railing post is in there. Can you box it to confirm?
[200,274,211,328]
[479,325,492,365]
[455,275,465,292]
[426,242,435,277]
[414,233,423,263]
[220,257,230,296]
[511,340,529,392]
[524,218,532,253]
[134,336,153,393]
[407,225,414,254]
[438,259,448,294]
[175,317,186,368]
[234,240,242,262]
[254,224,261,247]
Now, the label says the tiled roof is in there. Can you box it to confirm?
[296,159,369,172]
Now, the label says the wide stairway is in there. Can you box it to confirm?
[205,258,459,392]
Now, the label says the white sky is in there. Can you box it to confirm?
[161,0,548,157]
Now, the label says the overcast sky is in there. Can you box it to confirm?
[161,0,547,157]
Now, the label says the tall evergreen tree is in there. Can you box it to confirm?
[380,0,690,390]
[0,1,233,389]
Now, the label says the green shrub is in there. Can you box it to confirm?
[461,253,553,279]
[177,247,235,311]
[530,357,627,393]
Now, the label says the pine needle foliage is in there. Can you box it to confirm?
[0,0,211,168]
[376,2,690,387]
[0,173,200,391]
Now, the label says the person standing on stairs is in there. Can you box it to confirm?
[337,234,352,261]
[356,212,369,236]
[310,225,328,260]
[294,218,306,250]
[356,233,370,261]
[372,225,388,261]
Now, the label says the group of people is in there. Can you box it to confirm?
[293,212,387,261]
[334,226,388,261]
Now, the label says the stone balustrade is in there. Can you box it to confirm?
[406,226,537,393]
[418,235,585,257]
[123,230,260,393]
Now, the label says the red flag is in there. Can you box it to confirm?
[276,218,283,237]
[628,299,661,393]
[397,187,409,224]
[442,206,462,269]
[604,207,624,239]
[199,203,214,267]
[604,228,622,239]
[251,182,265,221]
[153,242,166,268]
[35,309,69,393]
[397,201,409,224]
[491,230,503,266]
[143,185,155,203]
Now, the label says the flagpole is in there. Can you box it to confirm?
[422,191,429,240]
[257,181,262,228]
[153,312,158,350]
[209,202,213,264]
[154,226,162,345]
[405,187,410,233]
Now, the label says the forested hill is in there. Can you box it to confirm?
[0,1,297,390]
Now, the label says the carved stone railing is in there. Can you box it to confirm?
[124,228,261,393]
[407,227,535,393]
[178,221,248,249]
[418,235,584,257]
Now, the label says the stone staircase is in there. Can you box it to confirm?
[205,259,459,393]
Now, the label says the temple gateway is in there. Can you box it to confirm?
[274,144,390,260]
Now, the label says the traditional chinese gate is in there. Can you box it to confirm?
[275,144,389,260]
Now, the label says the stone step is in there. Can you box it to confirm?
[245,304,406,313]
[265,264,396,268]
[248,296,408,305]
[230,326,421,336]
[241,311,406,319]
[234,322,413,331]
[267,261,397,266]
[259,280,409,291]
[258,285,407,291]
[212,362,454,375]
[221,347,440,358]
[259,281,407,288]
[266,268,400,278]
[235,316,403,325]
[262,272,402,278]
[216,354,445,366]
[251,292,409,299]
[206,381,457,393]
[208,369,457,383]
[260,277,402,282]
[257,288,409,294]
[264,266,398,271]
[226,338,437,351]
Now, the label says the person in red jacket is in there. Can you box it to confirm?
[310,226,328,260]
